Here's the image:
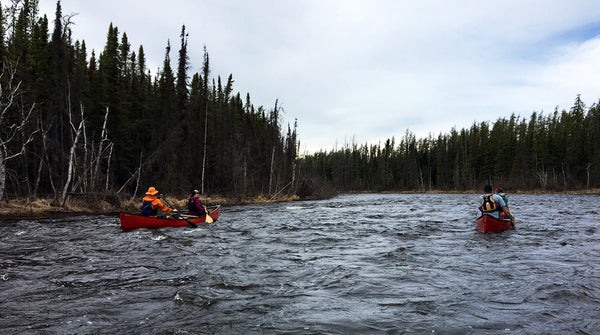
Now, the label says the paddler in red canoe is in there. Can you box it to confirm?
[187,189,208,216]
[141,187,178,217]
[480,184,514,225]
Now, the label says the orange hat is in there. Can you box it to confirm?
[145,187,159,195]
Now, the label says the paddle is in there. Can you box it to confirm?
[162,196,197,228]
[190,193,213,224]
[184,205,213,223]
[181,211,213,223]
[204,208,214,223]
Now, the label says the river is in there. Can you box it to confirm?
[1,193,599,334]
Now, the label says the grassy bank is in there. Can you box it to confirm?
[0,194,300,220]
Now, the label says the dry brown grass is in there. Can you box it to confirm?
[0,193,303,219]
[0,198,53,216]
[163,194,300,207]
[0,198,92,219]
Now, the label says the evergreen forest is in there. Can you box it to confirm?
[300,96,600,193]
[0,1,298,203]
[1,1,599,206]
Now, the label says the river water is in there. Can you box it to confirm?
[0,193,598,334]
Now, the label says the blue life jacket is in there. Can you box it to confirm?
[498,192,508,207]
[141,200,156,216]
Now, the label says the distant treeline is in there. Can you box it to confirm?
[299,95,600,192]
[1,2,598,206]
[0,1,298,203]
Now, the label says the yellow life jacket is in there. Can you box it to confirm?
[480,195,501,213]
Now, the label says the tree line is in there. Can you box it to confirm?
[299,95,600,193]
[0,0,298,203]
[1,1,598,207]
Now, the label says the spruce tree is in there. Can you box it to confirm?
[176,25,189,118]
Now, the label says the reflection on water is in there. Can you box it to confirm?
[0,193,599,334]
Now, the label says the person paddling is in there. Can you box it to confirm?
[141,187,177,218]
[495,187,509,220]
[187,189,208,217]
[479,184,514,225]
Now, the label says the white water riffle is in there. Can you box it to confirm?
[0,193,598,334]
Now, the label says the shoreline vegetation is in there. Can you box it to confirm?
[1,188,598,220]
[2,2,599,219]
[0,193,301,220]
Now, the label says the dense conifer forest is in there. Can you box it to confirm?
[1,1,598,207]
[0,1,299,203]
[301,96,600,193]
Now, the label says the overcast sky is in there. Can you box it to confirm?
[34,0,600,153]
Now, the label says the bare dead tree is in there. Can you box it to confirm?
[586,163,591,189]
[105,143,113,192]
[64,105,113,197]
[537,169,548,189]
[132,151,143,199]
[0,60,38,201]
[81,103,89,192]
[92,107,110,192]
[269,146,275,194]
[60,103,84,205]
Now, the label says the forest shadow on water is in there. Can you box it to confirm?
[0,193,599,334]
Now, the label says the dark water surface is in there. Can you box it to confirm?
[1,193,599,334]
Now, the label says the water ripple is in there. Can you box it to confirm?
[0,194,599,333]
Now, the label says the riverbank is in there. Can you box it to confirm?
[0,194,301,220]
[1,188,598,220]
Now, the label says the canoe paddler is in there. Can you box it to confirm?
[141,187,178,217]
[480,184,514,226]
[495,187,509,220]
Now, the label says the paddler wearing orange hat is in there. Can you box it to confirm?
[141,187,177,217]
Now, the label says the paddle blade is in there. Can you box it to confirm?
[205,214,214,223]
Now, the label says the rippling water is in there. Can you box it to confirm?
[1,193,599,334]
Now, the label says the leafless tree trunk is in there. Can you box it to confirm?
[105,143,113,192]
[0,61,37,201]
[538,169,548,189]
[0,151,5,201]
[132,151,143,199]
[81,104,89,192]
[60,105,84,205]
[290,161,296,195]
[91,107,110,191]
[33,158,43,198]
[586,163,591,188]
[269,146,275,195]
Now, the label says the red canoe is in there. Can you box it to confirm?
[475,214,514,233]
[120,205,221,231]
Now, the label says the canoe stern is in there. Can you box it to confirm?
[475,214,514,233]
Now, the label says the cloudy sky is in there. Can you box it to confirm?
[35,0,600,153]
